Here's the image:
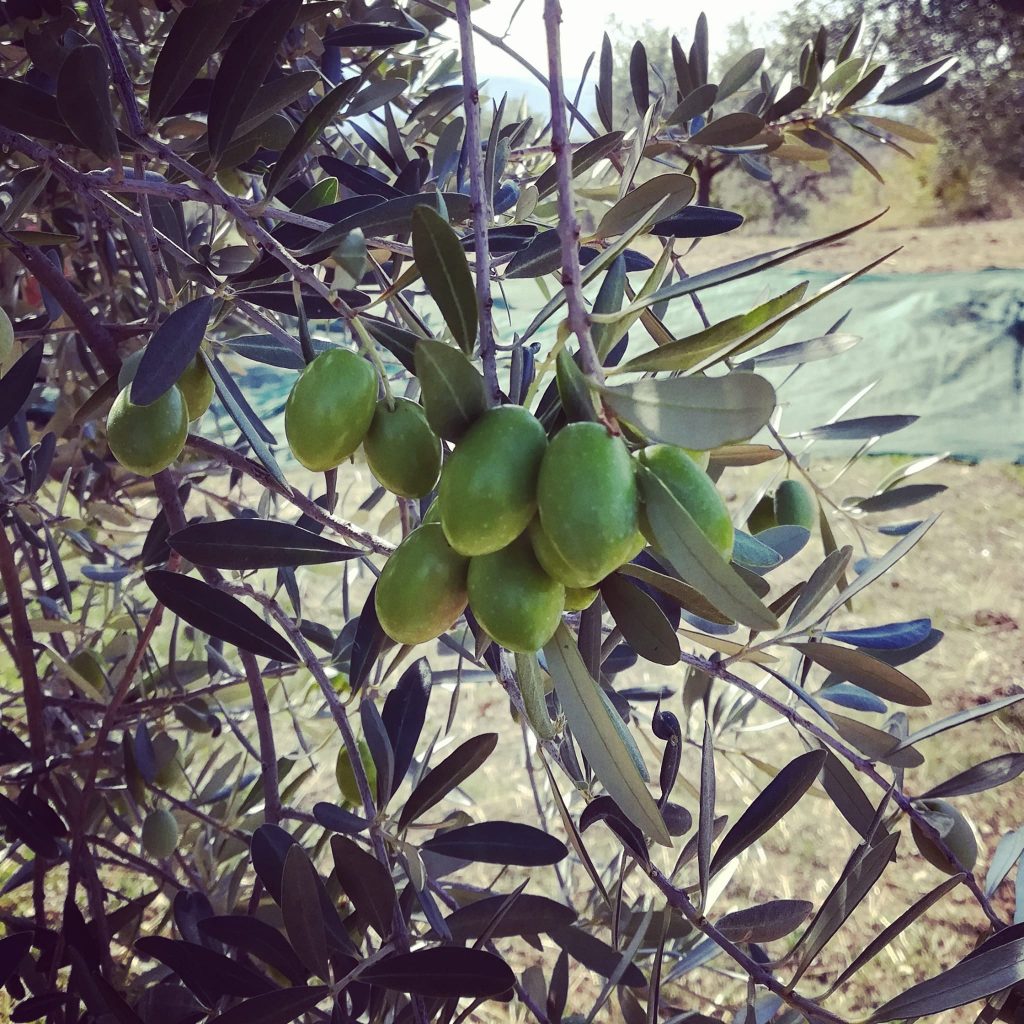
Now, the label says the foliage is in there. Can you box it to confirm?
[0,3,1020,1024]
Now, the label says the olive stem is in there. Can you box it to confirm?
[453,0,500,405]
[542,0,604,385]
[351,315,395,409]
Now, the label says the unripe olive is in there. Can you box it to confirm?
[176,356,215,421]
[564,586,598,612]
[746,493,777,535]
[363,397,442,498]
[335,738,377,806]
[775,479,816,531]
[375,524,469,645]
[142,808,179,858]
[467,535,565,652]
[438,405,547,556]
[910,798,978,874]
[528,517,595,589]
[285,349,377,471]
[106,383,189,476]
[637,445,733,559]
[536,422,639,588]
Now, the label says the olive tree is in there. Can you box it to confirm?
[0,3,1020,1024]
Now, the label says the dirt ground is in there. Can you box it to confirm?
[679,216,1024,276]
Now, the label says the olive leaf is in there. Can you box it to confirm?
[410,206,478,356]
[600,373,776,451]
[544,623,671,847]
[57,45,120,163]
[413,338,487,440]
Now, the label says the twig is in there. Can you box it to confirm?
[646,864,848,1024]
[185,433,394,554]
[6,239,120,374]
[683,648,1004,929]
[0,523,44,758]
[454,0,499,404]
[541,0,603,382]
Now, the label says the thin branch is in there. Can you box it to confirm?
[6,239,120,374]
[541,0,603,382]
[646,864,848,1024]
[683,648,1004,929]
[454,0,499,404]
[0,522,44,759]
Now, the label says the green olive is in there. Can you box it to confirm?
[335,738,377,807]
[564,586,598,612]
[285,348,377,471]
[375,524,469,645]
[637,445,734,559]
[910,799,978,874]
[438,405,547,556]
[528,517,596,589]
[363,397,442,498]
[106,383,188,476]
[141,808,179,858]
[536,422,639,587]
[176,356,215,420]
[775,479,816,531]
[746,493,778,535]
[467,535,565,652]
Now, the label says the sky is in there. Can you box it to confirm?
[464,0,796,85]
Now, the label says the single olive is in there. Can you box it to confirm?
[375,524,469,645]
[775,479,816,531]
[438,405,547,556]
[106,383,189,476]
[141,808,179,859]
[746,493,778,535]
[467,535,565,652]
[177,355,215,420]
[910,798,978,874]
[637,445,734,559]
[529,517,596,589]
[363,397,442,498]
[335,738,378,807]
[285,348,377,471]
[536,422,640,587]
[564,586,598,612]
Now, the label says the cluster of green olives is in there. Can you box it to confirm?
[106,350,214,476]
[285,349,443,499]
[747,478,817,535]
[375,404,735,654]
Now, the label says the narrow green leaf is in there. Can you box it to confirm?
[281,846,329,981]
[616,283,809,375]
[149,0,244,121]
[638,467,778,632]
[600,574,680,666]
[410,206,477,355]
[868,936,1024,1022]
[207,0,301,163]
[789,642,930,707]
[536,132,624,198]
[595,173,695,240]
[893,693,1024,752]
[689,112,764,147]
[57,45,119,162]
[544,624,671,846]
[613,210,888,319]
[264,79,359,199]
[828,874,964,994]
[716,49,766,101]
[412,338,487,440]
[601,372,776,451]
